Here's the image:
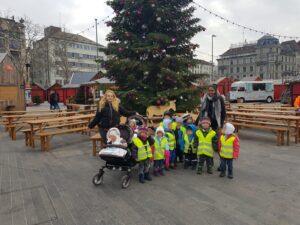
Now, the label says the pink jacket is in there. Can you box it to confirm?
[218,135,240,159]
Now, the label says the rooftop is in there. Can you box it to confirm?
[220,44,256,57]
[69,72,96,85]
[40,26,104,46]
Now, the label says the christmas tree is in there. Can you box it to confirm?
[103,0,206,112]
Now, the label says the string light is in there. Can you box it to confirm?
[192,1,300,40]
[75,15,112,35]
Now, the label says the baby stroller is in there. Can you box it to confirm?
[92,115,146,189]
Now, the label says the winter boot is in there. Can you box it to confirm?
[207,165,213,174]
[219,171,226,177]
[197,165,203,175]
[153,170,159,176]
[139,174,145,183]
[191,161,197,170]
[228,173,234,179]
[159,169,165,176]
[144,172,152,181]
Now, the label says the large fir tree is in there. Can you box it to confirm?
[103,0,205,112]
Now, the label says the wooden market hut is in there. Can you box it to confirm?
[31,82,47,103]
[0,53,25,110]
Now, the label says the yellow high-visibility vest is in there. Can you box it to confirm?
[184,134,196,154]
[154,137,168,160]
[132,137,152,161]
[220,135,236,159]
[165,132,176,151]
[196,129,216,157]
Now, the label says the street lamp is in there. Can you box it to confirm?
[211,34,216,83]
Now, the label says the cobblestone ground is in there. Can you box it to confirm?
[0,127,300,225]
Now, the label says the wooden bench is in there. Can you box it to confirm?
[22,121,89,147]
[37,126,88,151]
[230,121,289,146]
[90,133,104,156]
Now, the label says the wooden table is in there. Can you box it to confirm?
[227,111,300,145]
[2,112,82,140]
[236,105,296,111]
[236,108,299,116]
[0,109,67,116]
[26,114,94,147]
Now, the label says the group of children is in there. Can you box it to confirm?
[106,110,240,184]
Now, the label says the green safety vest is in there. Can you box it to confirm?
[183,134,196,154]
[132,137,153,161]
[154,137,168,160]
[196,129,216,157]
[220,135,236,159]
[165,132,176,151]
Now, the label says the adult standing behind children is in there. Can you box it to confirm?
[88,90,137,143]
[196,85,226,131]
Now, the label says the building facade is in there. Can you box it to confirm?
[190,59,217,80]
[0,17,26,57]
[217,35,300,80]
[31,26,106,86]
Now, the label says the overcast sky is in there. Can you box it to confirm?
[1,0,300,62]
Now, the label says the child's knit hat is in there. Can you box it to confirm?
[224,123,235,135]
[155,126,165,135]
[138,126,148,134]
[200,117,211,125]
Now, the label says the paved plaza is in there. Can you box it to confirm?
[0,127,300,225]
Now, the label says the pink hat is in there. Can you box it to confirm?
[138,127,148,134]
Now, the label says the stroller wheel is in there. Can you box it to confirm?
[92,173,103,186]
[121,175,131,189]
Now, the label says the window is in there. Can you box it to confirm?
[243,67,246,73]
[230,68,233,73]
[250,66,253,72]
[236,67,240,73]
[238,86,245,91]
[230,60,233,65]
[253,83,266,91]
[231,87,237,91]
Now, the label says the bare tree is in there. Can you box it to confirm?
[54,40,71,83]
[2,15,43,83]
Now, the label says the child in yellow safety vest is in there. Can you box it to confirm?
[132,127,153,183]
[194,117,218,175]
[153,127,169,176]
[218,123,240,179]
[163,118,176,169]
[183,125,197,169]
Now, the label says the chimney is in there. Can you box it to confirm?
[44,26,62,37]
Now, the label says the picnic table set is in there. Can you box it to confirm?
[0,103,299,153]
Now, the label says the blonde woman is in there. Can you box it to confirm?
[88,90,137,143]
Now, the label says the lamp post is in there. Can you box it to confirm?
[211,34,216,83]
[95,18,99,72]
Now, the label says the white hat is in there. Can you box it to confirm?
[107,127,121,143]
[155,126,165,135]
[224,123,235,135]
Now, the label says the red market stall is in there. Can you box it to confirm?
[62,84,79,104]
[214,77,235,97]
[274,83,287,102]
[31,82,46,103]
[47,82,64,102]
[290,81,300,105]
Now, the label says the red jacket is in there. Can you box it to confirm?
[218,134,240,159]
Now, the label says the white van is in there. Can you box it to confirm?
[229,81,274,103]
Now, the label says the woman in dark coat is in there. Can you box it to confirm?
[196,85,226,131]
[88,90,136,143]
